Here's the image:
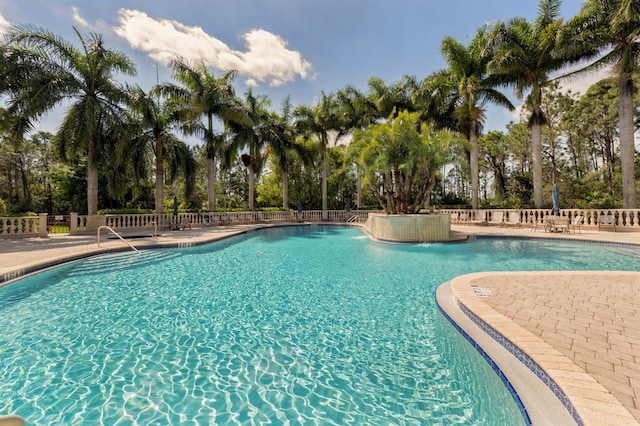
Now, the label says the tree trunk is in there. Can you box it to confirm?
[619,73,637,209]
[207,156,216,211]
[282,169,289,209]
[356,166,362,208]
[531,119,543,208]
[87,142,98,216]
[155,137,164,214]
[470,123,479,210]
[321,144,327,219]
[248,166,255,210]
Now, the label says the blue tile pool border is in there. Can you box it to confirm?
[436,302,533,425]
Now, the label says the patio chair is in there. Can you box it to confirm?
[570,215,584,234]
[178,217,192,230]
[598,213,616,232]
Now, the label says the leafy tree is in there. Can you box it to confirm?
[352,111,456,214]
[4,27,136,215]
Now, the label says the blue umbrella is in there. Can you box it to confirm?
[173,196,179,216]
[552,184,560,215]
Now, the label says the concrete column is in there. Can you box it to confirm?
[38,213,48,237]
[69,213,78,235]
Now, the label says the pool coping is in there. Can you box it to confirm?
[440,272,640,426]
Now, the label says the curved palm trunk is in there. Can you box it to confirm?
[619,72,637,209]
[155,137,164,214]
[282,169,289,209]
[531,118,543,208]
[87,142,98,216]
[470,122,480,210]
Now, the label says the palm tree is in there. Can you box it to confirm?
[440,24,514,209]
[490,0,566,208]
[158,57,246,211]
[263,98,312,209]
[294,92,342,219]
[4,27,136,215]
[127,85,196,213]
[227,89,270,210]
[561,0,640,208]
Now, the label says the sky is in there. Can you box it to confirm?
[0,0,608,138]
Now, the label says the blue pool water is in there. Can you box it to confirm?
[1,225,639,425]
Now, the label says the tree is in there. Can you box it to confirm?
[294,92,342,218]
[561,0,640,208]
[4,27,136,215]
[127,85,196,213]
[158,57,246,211]
[352,111,456,214]
[439,24,514,210]
[261,98,312,209]
[491,0,567,208]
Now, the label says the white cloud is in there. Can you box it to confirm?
[0,11,11,35]
[112,9,313,87]
[71,7,89,28]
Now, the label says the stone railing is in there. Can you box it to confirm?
[69,210,382,235]
[440,208,640,232]
[0,213,48,238]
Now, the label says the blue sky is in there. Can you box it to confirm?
[0,0,600,136]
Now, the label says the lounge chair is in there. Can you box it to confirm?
[178,217,192,230]
[598,213,616,232]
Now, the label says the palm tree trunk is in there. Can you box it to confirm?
[248,167,255,210]
[356,166,362,208]
[321,144,327,219]
[531,120,543,208]
[208,157,216,211]
[155,137,164,214]
[470,124,479,210]
[282,169,289,209]
[87,142,98,216]
[619,72,637,209]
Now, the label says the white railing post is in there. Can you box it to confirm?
[38,213,48,237]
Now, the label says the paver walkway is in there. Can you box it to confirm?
[475,272,640,423]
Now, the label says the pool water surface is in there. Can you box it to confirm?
[1,225,639,425]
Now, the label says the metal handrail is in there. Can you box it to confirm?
[97,226,141,254]
[143,221,158,237]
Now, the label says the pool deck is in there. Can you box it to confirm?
[0,223,639,425]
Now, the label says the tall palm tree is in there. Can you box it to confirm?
[263,98,312,209]
[294,92,342,219]
[561,0,640,208]
[490,0,566,208]
[4,27,136,215]
[158,57,246,211]
[127,85,196,213]
[227,89,270,210]
[440,24,514,209]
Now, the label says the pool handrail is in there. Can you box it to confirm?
[97,225,141,254]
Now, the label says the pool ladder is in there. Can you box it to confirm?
[97,225,141,254]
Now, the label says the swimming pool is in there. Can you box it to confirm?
[1,225,639,424]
